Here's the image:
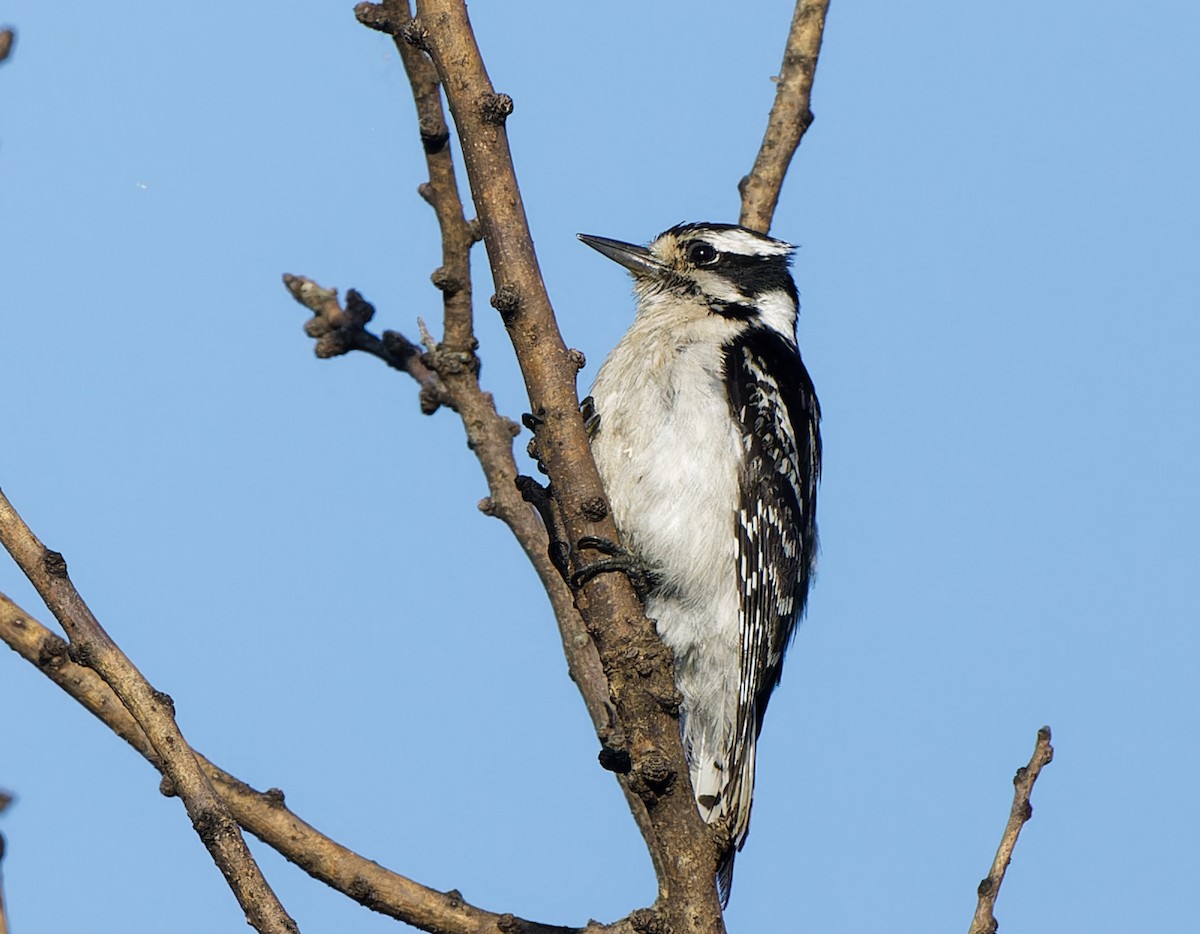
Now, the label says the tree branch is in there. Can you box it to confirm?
[308,0,665,886]
[282,273,453,414]
[0,492,299,934]
[0,28,14,66]
[968,726,1055,934]
[405,2,727,929]
[738,0,830,233]
[288,0,616,747]
[358,0,478,357]
[0,592,628,934]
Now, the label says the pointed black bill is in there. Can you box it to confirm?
[577,233,667,278]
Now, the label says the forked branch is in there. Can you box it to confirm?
[0,493,298,934]
[0,593,607,934]
[409,0,725,929]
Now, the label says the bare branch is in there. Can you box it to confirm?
[409,2,726,928]
[968,727,1055,934]
[283,273,452,414]
[738,0,830,233]
[0,493,299,934]
[0,29,14,66]
[351,1,617,749]
[0,593,628,934]
[357,0,478,355]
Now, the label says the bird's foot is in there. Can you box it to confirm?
[516,475,572,579]
[523,398,599,475]
[522,411,549,475]
[572,535,657,599]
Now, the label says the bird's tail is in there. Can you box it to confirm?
[689,720,758,906]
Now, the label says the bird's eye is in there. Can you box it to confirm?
[687,241,719,266]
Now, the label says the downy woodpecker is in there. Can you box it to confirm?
[578,222,821,902]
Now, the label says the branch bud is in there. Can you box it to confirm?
[481,92,514,125]
[490,284,520,323]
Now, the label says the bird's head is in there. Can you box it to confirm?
[578,222,799,342]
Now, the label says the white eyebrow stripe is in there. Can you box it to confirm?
[699,229,794,257]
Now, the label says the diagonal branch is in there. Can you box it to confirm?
[0,592,622,934]
[968,726,1055,934]
[738,0,831,233]
[0,492,299,934]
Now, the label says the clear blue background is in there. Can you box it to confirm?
[2,2,1197,931]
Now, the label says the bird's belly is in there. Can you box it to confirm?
[589,368,743,713]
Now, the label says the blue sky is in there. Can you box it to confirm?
[2,2,1197,931]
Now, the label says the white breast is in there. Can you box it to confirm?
[588,302,744,738]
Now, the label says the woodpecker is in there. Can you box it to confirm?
[578,222,820,903]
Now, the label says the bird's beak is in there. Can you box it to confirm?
[577,233,666,279]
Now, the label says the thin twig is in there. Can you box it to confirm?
[358,0,477,355]
[282,273,452,414]
[411,2,724,929]
[0,593,621,934]
[0,493,299,934]
[738,0,830,233]
[967,726,1055,934]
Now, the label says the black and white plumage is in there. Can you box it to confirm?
[578,222,820,903]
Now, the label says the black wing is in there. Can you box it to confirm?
[722,326,821,848]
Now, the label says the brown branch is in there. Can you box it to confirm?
[281,0,616,748]
[282,273,453,414]
[360,0,477,357]
[369,0,624,747]
[968,726,1055,934]
[282,266,617,732]
[0,29,14,66]
[0,593,625,934]
[408,2,724,930]
[367,0,629,761]
[738,0,830,233]
[0,493,299,934]
[283,269,639,847]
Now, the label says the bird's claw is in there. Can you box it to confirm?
[572,536,656,599]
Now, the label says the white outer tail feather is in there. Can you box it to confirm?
[687,716,758,904]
